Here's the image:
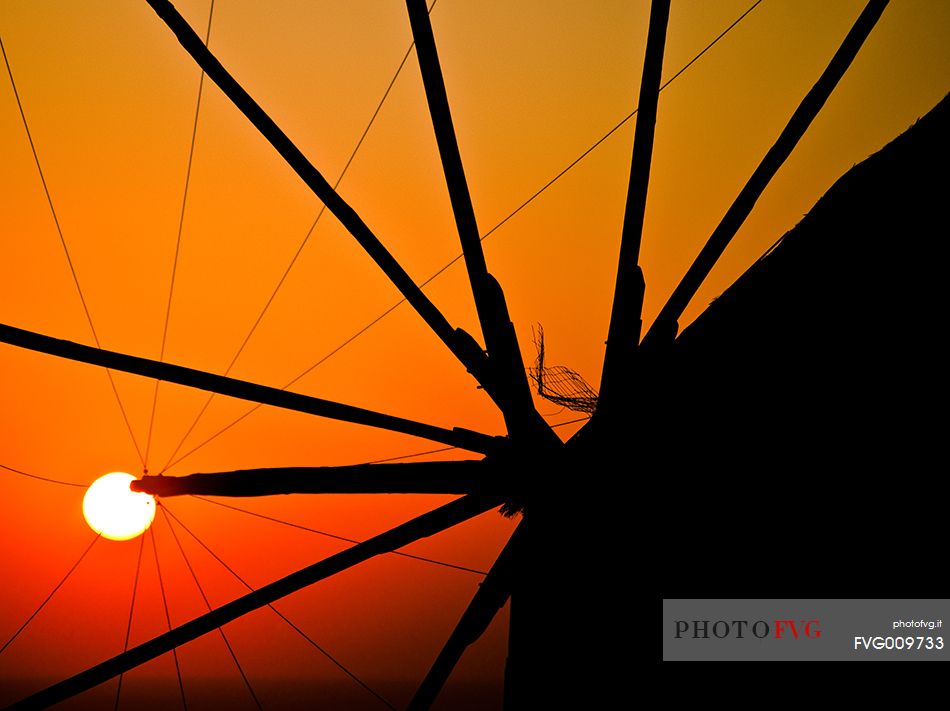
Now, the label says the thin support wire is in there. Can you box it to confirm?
[156,0,763,471]
[0,34,145,468]
[362,446,457,465]
[149,526,188,711]
[0,462,85,488]
[162,504,395,710]
[190,496,489,576]
[144,0,216,472]
[0,533,101,655]
[114,534,147,711]
[159,507,264,711]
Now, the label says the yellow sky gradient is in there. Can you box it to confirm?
[1,0,948,705]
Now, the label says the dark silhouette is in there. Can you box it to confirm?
[656,89,949,592]
[6,0,940,708]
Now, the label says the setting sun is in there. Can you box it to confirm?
[82,472,156,541]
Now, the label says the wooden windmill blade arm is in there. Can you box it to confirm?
[407,521,523,710]
[406,0,544,439]
[6,494,503,711]
[642,0,890,348]
[142,0,491,389]
[405,0,495,336]
[0,323,504,454]
[132,460,504,497]
[598,0,671,413]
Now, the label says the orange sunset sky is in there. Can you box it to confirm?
[2,0,948,708]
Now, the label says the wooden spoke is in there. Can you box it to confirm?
[132,460,501,497]
[0,323,503,454]
[598,0,670,414]
[405,0,541,439]
[407,522,523,710]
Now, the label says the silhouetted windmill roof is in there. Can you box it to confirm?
[653,92,948,588]
[677,91,948,364]
[671,91,948,449]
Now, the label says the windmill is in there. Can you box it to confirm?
[3,0,944,707]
